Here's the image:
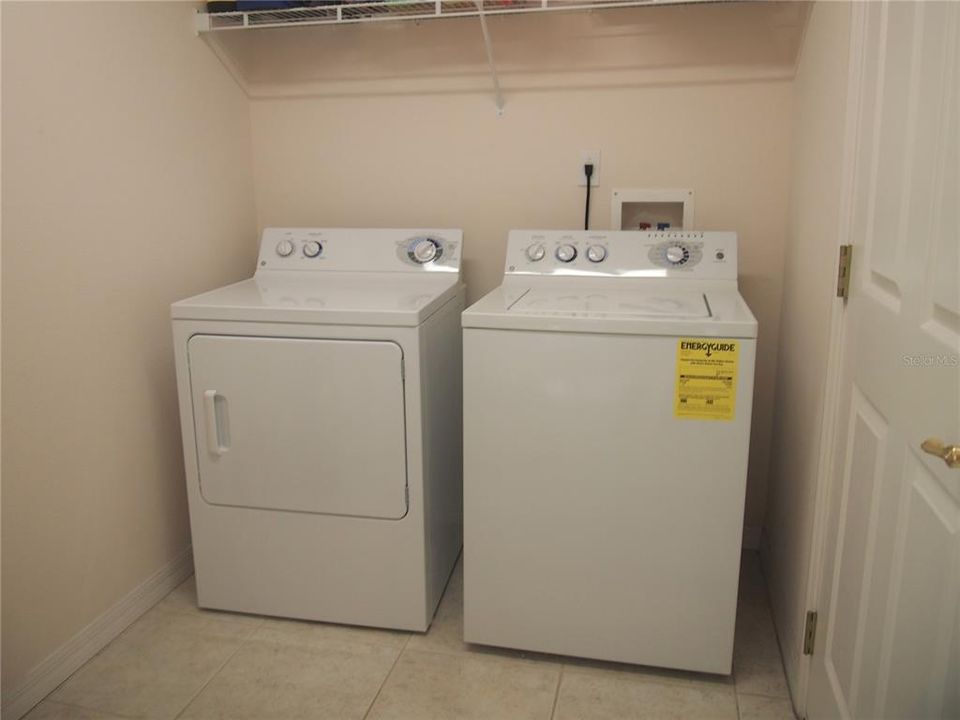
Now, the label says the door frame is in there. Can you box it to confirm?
[795,4,870,716]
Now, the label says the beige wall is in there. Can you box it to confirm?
[1,1,257,696]
[248,12,795,530]
[0,0,809,703]
[762,1,851,709]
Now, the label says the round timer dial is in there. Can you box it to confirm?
[665,245,689,265]
[648,239,702,269]
[407,236,442,264]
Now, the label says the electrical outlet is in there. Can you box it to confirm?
[578,150,601,187]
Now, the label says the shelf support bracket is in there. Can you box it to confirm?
[474,0,505,116]
[194,9,211,34]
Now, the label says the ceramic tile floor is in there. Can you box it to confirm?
[28,552,796,720]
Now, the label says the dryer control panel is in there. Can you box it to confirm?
[256,228,462,274]
[504,230,738,280]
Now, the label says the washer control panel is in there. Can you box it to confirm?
[505,230,737,279]
[257,228,462,274]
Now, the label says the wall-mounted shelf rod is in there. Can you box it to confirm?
[474,0,505,116]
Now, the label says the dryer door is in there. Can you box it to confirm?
[187,335,408,519]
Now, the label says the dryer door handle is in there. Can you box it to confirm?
[203,390,230,456]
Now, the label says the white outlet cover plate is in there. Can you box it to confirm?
[578,150,601,187]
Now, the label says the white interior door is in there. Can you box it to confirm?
[807,3,959,719]
[188,335,408,520]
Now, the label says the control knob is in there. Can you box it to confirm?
[586,245,607,263]
[303,240,322,258]
[408,237,441,264]
[275,239,295,257]
[526,243,546,262]
[556,244,577,263]
[665,245,688,265]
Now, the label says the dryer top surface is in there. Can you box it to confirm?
[172,227,463,326]
[172,273,462,327]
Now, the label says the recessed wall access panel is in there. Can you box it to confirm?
[612,188,695,231]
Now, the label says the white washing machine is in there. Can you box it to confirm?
[462,229,757,674]
[172,228,464,631]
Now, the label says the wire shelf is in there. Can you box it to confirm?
[199,0,707,32]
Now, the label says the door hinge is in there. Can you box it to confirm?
[836,245,852,301]
[803,610,818,655]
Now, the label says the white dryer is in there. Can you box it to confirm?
[172,228,464,631]
[462,229,757,674]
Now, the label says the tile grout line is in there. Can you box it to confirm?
[360,632,412,720]
[756,551,800,716]
[35,583,264,720]
[400,643,566,674]
[547,665,565,720]
[41,603,180,713]
[737,690,795,701]
[38,601,239,719]
[734,670,743,720]
[170,618,266,720]
[34,699,139,720]
[735,551,794,718]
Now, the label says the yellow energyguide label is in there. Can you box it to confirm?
[675,338,739,421]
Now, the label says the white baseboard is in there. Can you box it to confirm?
[742,525,762,550]
[2,546,194,720]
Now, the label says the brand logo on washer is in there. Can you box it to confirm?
[680,340,736,357]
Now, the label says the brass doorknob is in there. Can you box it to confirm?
[920,438,960,468]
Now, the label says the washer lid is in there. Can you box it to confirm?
[171,273,462,326]
[463,285,757,338]
[508,288,711,318]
